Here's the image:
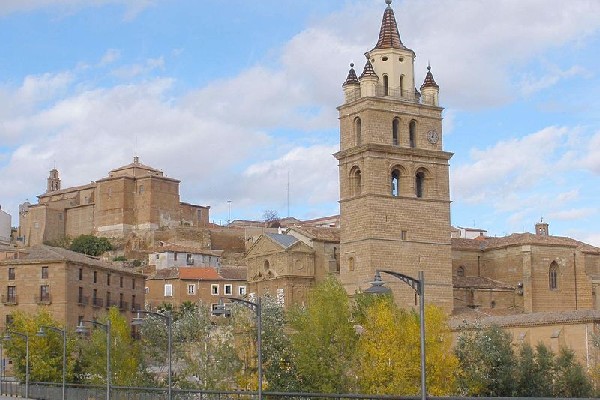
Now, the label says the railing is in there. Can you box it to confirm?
[1,295,18,305]
[92,297,104,308]
[78,295,89,306]
[346,84,436,105]
[107,300,119,309]
[35,294,52,304]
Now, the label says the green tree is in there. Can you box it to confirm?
[3,311,76,383]
[355,298,457,396]
[514,343,554,396]
[288,276,358,393]
[70,234,113,256]
[553,347,592,397]
[76,308,145,386]
[455,325,516,396]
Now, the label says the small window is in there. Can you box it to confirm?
[211,284,219,295]
[549,262,558,290]
[164,284,173,297]
[348,257,355,272]
[132,278,136,289]
[186,253,194,265]
[6,315,14,326]
[138,185,144,195]
[400,74,404,94]
[41,266,49,279]
[392,118,400,146]
[401,230,407,241]
[40,285,50,300]
[78,268,83,281]
[409,120,416,148]
[120,276,124,288]
[145,287,149,294]
[78,287,84,304]
[238,286,247,296]
[415,171,425,198]
[107,273,111,286]
[106,291,111,306]
[383,74,389,96]
[156,254,160,259]
[8,268,15,280]
[187,284,196,295]
[354,117,362,146]
[224,284,233,295]
[174,252,178,261]
[93,271,98,284]
[457,266,465,277]
[391,169,400,196]
[350,166,362,197]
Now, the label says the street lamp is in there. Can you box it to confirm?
[365,270,426,400]
[37,325,66,400]
[132,310,172,400]
[76,320,111,400]
[213,296,262,400]
[3,331,29,399]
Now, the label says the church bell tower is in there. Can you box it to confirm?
[334,0,453,310]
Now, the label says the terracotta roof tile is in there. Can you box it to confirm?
[290,226,340,242]
[219,266,247,280]
[420,65,439,90]
[452,233,600,253]
[178,267,221,280]
[449,309,600,330]
[373,1,405,50]
[453,276,514,290]
[343,63,359,87]
[359,59,377,79]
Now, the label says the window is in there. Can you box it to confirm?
[238,286,247,296]
[107,273,111,286]
[415,170,426,198]
[78,315,84,325]
[120,276,124,288]
[106,292,111,307]
[211,284,219,295]
[350,167,362,197]
[174,252,178,261]
[41,266,49,279]
[409,120,416,148]
[164,284,173,297]
[132,295,137,310]
[79,268,83,280]
[145,287,149,294]
[138,185,144,194]
[391,169,400,196]
[186,253,194,265]
[392,118,400,145]
[78,287,83,303]
[132,279,136,289]
[401,230,407,241]
[224,284,233,295]
[40,285,50,301]
[457,266,465,277]
[6,286,16,303]
[187,284,196,295]
[383,74,389,96]
[348,257,355,272]
[6,315,13,326]
[8,268,15,280]
[93,271,98,283]
[549,262,558,290]
[354,117,362,146]
[400,74,404,94]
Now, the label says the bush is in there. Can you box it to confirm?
[70,235,113,256]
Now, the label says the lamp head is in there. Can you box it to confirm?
[364,270,392,294]
[211,298,230,317]
[131,311,144,326]
[75,322,88,335]
[2,333,11,341]
[36,328,46,337]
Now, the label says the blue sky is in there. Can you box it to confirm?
[1,0,600,244]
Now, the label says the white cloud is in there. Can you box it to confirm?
[111,57,165,79]
[548,208,596,221]
[99,49,121,66]
[519,65,588,96]
[0,0,156,19]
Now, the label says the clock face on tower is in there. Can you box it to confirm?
[427,129,439,144]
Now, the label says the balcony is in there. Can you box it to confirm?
[92,297,104,308]
[35,294,52,305]
[78,295,89,306]
[1,295,17,305]
[346,84,436,105]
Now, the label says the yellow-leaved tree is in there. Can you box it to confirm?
[355,296,457,396]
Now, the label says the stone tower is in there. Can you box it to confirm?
[47,168,61,193]
[334,0,453,310]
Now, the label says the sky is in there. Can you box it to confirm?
[1,0,600,244]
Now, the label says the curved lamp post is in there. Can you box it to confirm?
[37,325,66,400]
[3,331,29,399]
[132,310,172,400]
[213,297,262,400]
[76,320,111,400]
[365,270,426,400]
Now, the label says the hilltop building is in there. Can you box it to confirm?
[0,207,10,245]
[19,157,210,246]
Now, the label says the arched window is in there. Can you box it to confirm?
[457,266,465,277]
[409,120,416,148]
[264,260,270,272]
[400,75,404,95]
[549,261,558,290]
[354,117,362,146]
[391,169,400,196]
[392,118,400,145]
[348,257,355,272]
[383,74,389,96]
[350,167,362,197]
[415,169,426,198]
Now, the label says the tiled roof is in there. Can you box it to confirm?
[343,63,359,87]
[359,59,377,79]
[178,267,220,280]
[152,243,221,256]
[420,65,439,89]
[451,233,600,253]
[109,157,162,175]
[219,266,247,280]
[453,276,514,290]
[290,226,340,242]
[150,267,179,280]
[373,1,405,50]
[449,309,600,330]
[266,233,298,249]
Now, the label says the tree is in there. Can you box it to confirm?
[262,210,280,228]
[553,347,592,397]
[288,276,358,393]
[76,308,145,386]
[354,297,458,396]
[3,311,76,383]
[514,343,554,397]
[455,325,516,396]
[70,234,113,256]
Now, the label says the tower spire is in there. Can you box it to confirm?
[373,0,404,50]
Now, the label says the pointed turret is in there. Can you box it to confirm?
[420,64,439,106]
[359,56,379,97]
[342,63,360,103]
[373,0,405,50]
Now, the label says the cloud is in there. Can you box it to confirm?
[519,65,588,96]
[111,57,165,80]
[99,49,121,66]
[0,0,156,19]
[548,208,596,221]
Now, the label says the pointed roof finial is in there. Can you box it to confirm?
[374,0,404,50]
[421,63,439,89]
[343,63,359,87]
[359,56,377,79]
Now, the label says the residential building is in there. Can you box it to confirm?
[0,206,10,244]
[0,244,145,329]
[148,243,222,270]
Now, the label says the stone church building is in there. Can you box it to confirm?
[19,157,210,246]
[244,0,600,368]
